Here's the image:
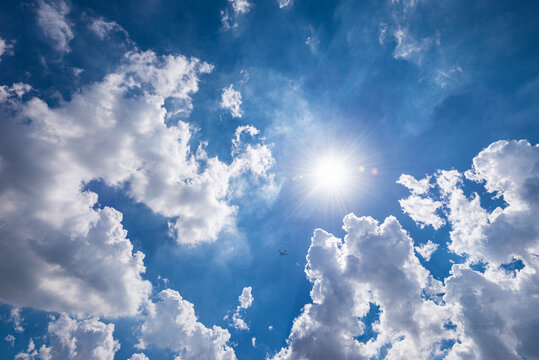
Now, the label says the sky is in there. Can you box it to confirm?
[0,0,538,359]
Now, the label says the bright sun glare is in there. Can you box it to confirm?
[312,155,350,192]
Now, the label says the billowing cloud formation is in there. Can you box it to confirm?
[36,0,73,52]
[0,50,274,316]
[137,289,236,360]
[15,313,119,360]
[273,215,449,359]
[274,139,539,359]
[221,84,243,118]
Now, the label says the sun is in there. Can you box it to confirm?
[312,156,349,191]
[305,151,357,197]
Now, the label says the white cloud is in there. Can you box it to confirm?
[221,0,251,30]
[15,339,49,360]
[378,23,388,45]
[226,287,254,330]
[229,0,251,14]
[273,215,450,359]
[398,174,445,229]
[305,36,319,53]
[434,65,463,88]
[9,307,24,333]
[129,354,149,360]
[36,0,73,52]
[397,174,431,194]
[5,334,15,347]
[0,50,275,317]
[15,313,119,360]
[89,17,126,40]
[398,194,445,229]
[137,289,236,360]
[393,27,432,62]
[0,82,31,103]
[221,84,243,118]
[251,337,256,347]
[275,139,539,360]
[415,240,439,261]
[0,37,14,59]
[277,0,293,8]
[238,286,254,308]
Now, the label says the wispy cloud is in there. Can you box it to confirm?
[277,0,293,8]
[36,0,73,52]
[221,0,252,30]
[0,37,14,59]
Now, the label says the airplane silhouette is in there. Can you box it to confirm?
[279,249,287,256]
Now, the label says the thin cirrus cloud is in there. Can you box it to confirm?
[0,48,275,318]
[273,140,539,360]
[88,17,128,41]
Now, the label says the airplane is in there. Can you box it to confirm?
[279,249,287,256]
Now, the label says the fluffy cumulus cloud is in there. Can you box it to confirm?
[228,287,254,330]
[273,215,450,360]
[137,289,236,360]
[15,313,119,360]
[238,286,254,308]
[0,50,275,317]
[128,354,149,360]
[274,139,539,359]
[221,84,243,118]
[398,174,445,229]
[36,0,73,52]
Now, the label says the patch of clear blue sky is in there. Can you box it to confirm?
[0,0,538,358]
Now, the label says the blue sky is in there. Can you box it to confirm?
[0,0,538,359]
